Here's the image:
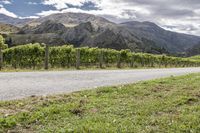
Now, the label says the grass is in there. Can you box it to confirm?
[189,55,200,61]
[0,67,136,73]
[0,74,200,132]
[0,66,192,73]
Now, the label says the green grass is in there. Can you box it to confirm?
[0,65,132,72]
[0,66,136,72]
[189,55,200,61]
[0,74,200,132]
[0,66,192,73]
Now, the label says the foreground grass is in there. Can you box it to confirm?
[0,74,200,132]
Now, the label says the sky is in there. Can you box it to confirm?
[0,0,200,36]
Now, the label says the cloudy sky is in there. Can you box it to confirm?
[0,0,200,36]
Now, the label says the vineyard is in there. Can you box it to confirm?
[0,43,199,70]
[189,55,200,61]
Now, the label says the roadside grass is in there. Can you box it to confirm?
[0,66,140,72]
[0,66,192,73]
[0,74,200,132]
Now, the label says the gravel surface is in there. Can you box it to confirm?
[1,68,200,101]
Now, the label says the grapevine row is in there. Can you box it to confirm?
[2,43,200,69]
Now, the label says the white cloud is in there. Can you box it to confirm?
[37,10,60,16]
[0,4,18,18]
[37,0,200,35]
[19,16,39,19]
[42,0,89,9]
[27,2,38,5]
[42,0,101,9]
[160,18,200,35]
[39,0,149,20]
[1,0,11,4]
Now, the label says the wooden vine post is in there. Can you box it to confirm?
[117,52,121,68]
[44,44,49,70]
[99,50,104,69]
[76,49,80,69]
[130,55,134,68]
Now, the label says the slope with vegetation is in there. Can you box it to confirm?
[187,43,200,56]
[0,23,20,34]
[120,21,200,53]
[0,14,31,27]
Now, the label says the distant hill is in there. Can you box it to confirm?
[18,20,67,34]
[120,21,200,53]
[0,14,32,27]
[186,42,200,56]
[13,21,129,50]
[28,12,115,29]
[0,22,20,33]
[1,12,200,55]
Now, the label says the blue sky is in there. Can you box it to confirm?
[0,0,99,17]
[0,0,200,36]
[2,0,54,17]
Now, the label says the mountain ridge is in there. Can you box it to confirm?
[1,13,200,55]
[0,22,20,33]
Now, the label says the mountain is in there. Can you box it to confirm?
[120,21,200,53]
[10,21,129,50]
[1,13,200,54]
[18,20,67,34]
[0,22,20,33]
[186,42,200,56]
[0,14,32,27]
[28,12,115,30]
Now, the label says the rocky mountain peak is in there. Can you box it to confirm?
[1,12,200,55]
[18,20,67,34]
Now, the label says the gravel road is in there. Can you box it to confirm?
[1,68,200,101]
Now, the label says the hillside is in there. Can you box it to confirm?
[28,12,115,30]
[120,21,200,53]
[1,13,200,54]
[18,20,67,34]
[186,43,200,56]
[0,22,20,33]
[0,14,31,27]
[8,21,142,50]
